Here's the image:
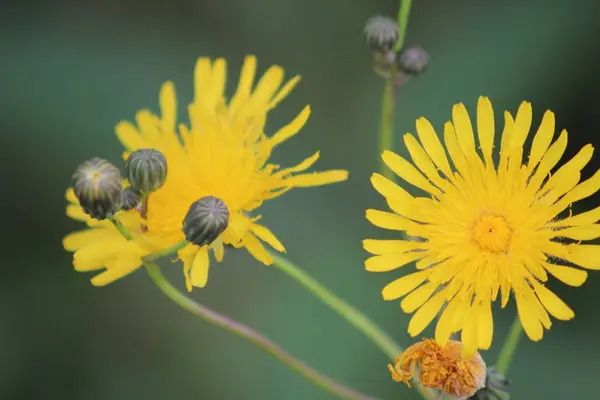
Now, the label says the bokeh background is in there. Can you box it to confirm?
[3,0,600,399]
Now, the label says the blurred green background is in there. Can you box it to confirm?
[3,0,600,399]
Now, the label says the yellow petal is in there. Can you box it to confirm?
[404,134,445,187]
[90,256,142,286]
[543,144,593,195]
[252,65,284,106]
[283,170,348,187]
[269,76,301,109]
[554,224,600,241]
[66,204,90,222]
[229,55,257,114]
[212,238,225,263]
[178,246,198,292]
[543,262,587,287]
[460,304,479,359]
[476,96,495,166]
[194,58,213,105]
[516,289,543,341]
[477,299,493,350]
[532,282,574,321]
[206,58,226,108]
[115,121,148,151]
[435,296,461,346]
[400,282,438,313]
[407,288,447,336]
[547,205,600,227]
[509,101,532,150]
[526,130,568,193]
[159,81,177,133]
[444,122,468,175]
[251,223,286,252]
[527,110,555,173]
[414,118,452,177]
[190,246,210,288]
[73,237,129,271]
[382,269,432,300]
[365,209,420,231]
[243,232,273,265]
[270,106,311,148]
[381,150,442,196]
[63,228,114,252]
[452,102,477,161]
[363,239,426,255]
[66,188,77,203]
[366,252,424,272]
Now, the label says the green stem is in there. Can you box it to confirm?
[378,77,396,180]
[495,316,523,375]
[269,252,429,399]
[110,217,134,240]
[143,240,190,262]
[269,252,401,358]
[395,0,413,52]
[144,261,378,400]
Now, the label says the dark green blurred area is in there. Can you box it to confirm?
[2,0,600,399]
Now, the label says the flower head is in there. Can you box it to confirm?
[72,158,123,220]
[364,97,600,359]
[64,56,348,289]
[389,339,486,399]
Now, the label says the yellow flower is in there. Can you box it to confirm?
[364,96,600,359]
[388,339,486,399]
[64,55,348,290]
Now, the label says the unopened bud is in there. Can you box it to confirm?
[121,187,141,211]
[364,16,398,52]
[125,149,168,194]
[182,196,230,247]
[398,46,430,75]
[72,158,123,220]
[469,367,510,400]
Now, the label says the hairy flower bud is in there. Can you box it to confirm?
[469,367,510,400]
[398,46,430,75]
[125,149,168,194]
[121,187,141,211]
[364,16,398,52]
[72,158,123,220]
[182,196,230,247]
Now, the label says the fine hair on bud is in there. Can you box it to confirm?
[72,158,123,220]
[398,45,430,76]
[121,187,141,211]
[364,16,399,52]
[182,196,230,247]
[125,149,168,194]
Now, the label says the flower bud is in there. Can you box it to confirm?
[469,367,510,400]
[182,196,230,247]
[72,158,123,220]
[364,16,398,52]
[121,187,141,211]
[398,46,430,75]
[125,149,168,194]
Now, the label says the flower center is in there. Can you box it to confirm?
[472,214,512,253]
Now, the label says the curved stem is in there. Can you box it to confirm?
[394,0,413,52]
[495,316,523,375]
[270,252,401,358]
[269,253,429,399]
[144,261,377,400]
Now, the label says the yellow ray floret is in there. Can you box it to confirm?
[364,96,600,359]
[64,55,348,289]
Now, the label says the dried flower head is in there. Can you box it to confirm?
[364,16,399,52]
[389,339,486,399]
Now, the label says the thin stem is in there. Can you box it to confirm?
[495,316,523,375]
[269,252,401,358]
[378,77,397,180]
[110,218,134,240]
[143,240,190,262]
[144,261,378,400]
[394,0,413,52]
[269,252,429,399]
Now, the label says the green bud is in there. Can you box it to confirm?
[125,149,168,194]
[121,187,141,211]
[72,158,123,220]
[398,46,430,76]
[364,16,398,52]
[182,196,230,247]
[468,367,510,400]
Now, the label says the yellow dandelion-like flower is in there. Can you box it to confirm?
[364,96,600,359]
[64,55,348,290]
[388,339,486,399]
